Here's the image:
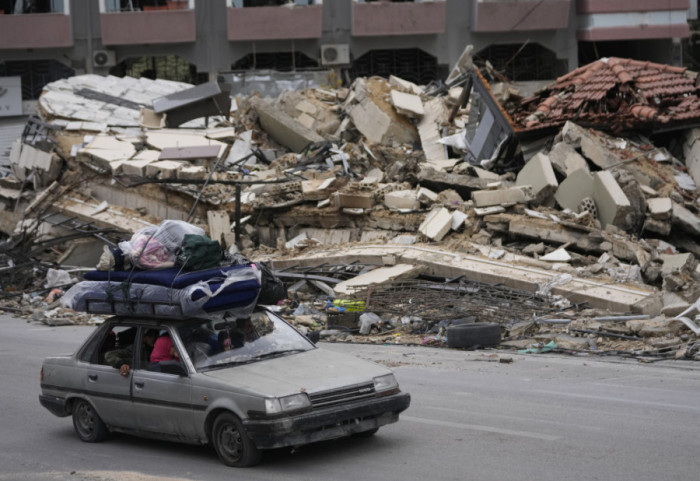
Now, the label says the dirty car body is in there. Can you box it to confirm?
[39,309,410,467]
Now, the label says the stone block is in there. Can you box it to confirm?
[417,187,438,204]
[145,160,185,179]
[471,186,531,207]
[661,253,697,276]
[548,141,588,177]
[592,170,630,228]
[580,135,622,169]
[554,168,594,212]
[419,207,453,241]
[254,99,323,152]
[646,197,672,220]
[384,190,419,210]
[302,178,336,201]
[672,202,700,235]
[451,210,468,231]
[119,159,155,177]
[336,192,374,209]
[390,90,424,119]
[516,152,558,203]
[178,165,208,180]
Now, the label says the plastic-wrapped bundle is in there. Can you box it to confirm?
[118,220,205,270]
[62,266,261,319]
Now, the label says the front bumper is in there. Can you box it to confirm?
[243,391,410,449]
[39,394,69,417]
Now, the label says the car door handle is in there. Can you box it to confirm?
[88,375,98,382]
[134,382,145,389]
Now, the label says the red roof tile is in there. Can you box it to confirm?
[510,57,700,133]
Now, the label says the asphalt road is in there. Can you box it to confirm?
[2,312,700,481]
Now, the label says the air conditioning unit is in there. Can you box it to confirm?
[321,44,350,66]
[93,50,117,68]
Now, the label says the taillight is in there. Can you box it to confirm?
[40,366,44,382]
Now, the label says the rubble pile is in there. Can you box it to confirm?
[2,48,700,360]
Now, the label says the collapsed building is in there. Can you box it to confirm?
[1,49,700,361]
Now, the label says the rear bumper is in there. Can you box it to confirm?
[39,394,70,417]
[243,391,410,449]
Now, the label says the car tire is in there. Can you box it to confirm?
[212,413,261,467]
[72,399,108,442]
[447,323,501,349]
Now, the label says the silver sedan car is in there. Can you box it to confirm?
[39,309,410,467]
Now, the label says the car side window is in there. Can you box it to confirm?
[98,326,136,367]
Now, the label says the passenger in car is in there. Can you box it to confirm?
[105,329,158,377]
[149,333,181,372]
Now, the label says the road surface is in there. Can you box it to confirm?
[1,313,699,481]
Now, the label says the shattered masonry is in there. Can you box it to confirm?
[1,52,700,360]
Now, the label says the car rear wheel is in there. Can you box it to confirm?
[72,399,108,442]
[212,413,261,467]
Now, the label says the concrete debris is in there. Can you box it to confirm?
[3,55,700,360]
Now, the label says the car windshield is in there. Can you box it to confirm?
[177,310,314,372]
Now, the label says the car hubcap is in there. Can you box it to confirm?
[220,424,242,461]
[78,404,93,433]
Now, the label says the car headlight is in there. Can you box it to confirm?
[373,374,399,394]
[264,393,311,415]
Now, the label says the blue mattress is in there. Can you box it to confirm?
[84,264,253,289]
[68,264,262,318]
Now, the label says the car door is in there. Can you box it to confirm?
[130,326,197,439]
[83,322,138,430]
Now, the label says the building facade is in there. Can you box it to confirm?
[0,0,696,100]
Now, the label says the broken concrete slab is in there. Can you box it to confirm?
[419,207,453,241]
[508,216,603,252]
[418,166,491,199]
[335,192,374,209]
[253,98,324,153]
[672,202,700,235]
[333,263,424,297]
[302,178,337,201]
[384,190,419,210]
[548,141,588,177]
[417,97,450,164]
[661,253,697,277]
[417,187,438,205]
[390,90,425,119]
[647,197,672,220]
[451,210,468,231]
[515,152,558,204]
[592,170,631,228]
[555,168,595,212]
[540,248,571,262]
[272,244,653,312]
[471,186,531,208]
[145,160,185,179]
[389,75,423,95]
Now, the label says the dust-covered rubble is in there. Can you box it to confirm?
[2,48,700,361]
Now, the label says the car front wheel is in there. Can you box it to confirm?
[212,413,261,467]
[72,399,108,442]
